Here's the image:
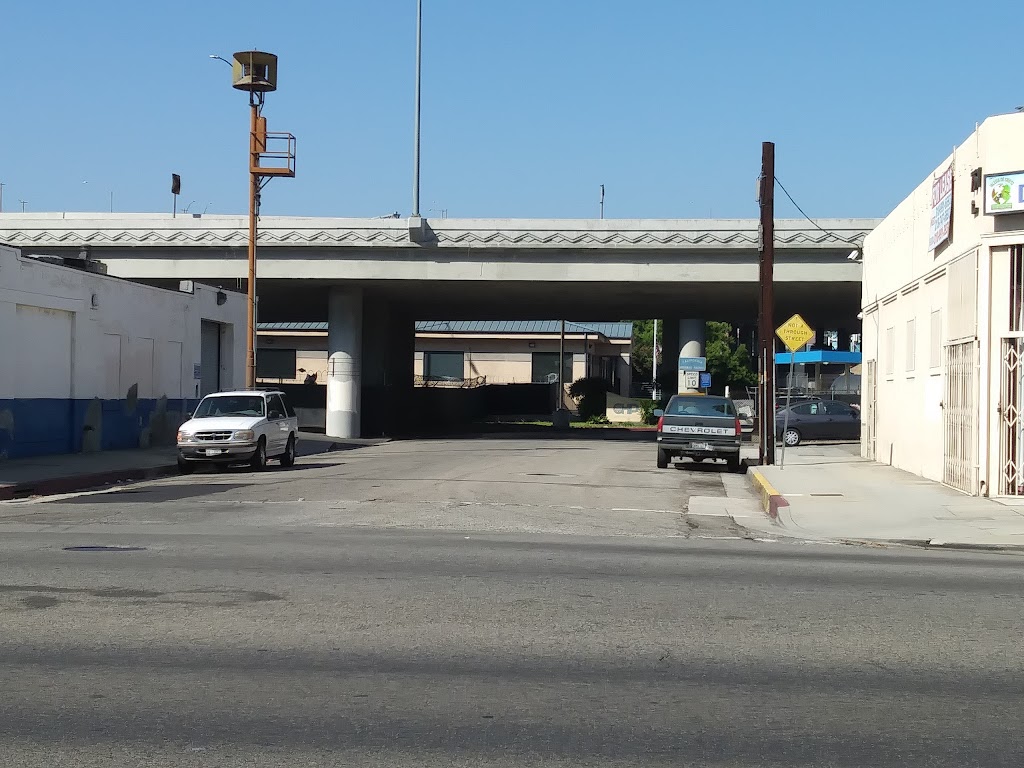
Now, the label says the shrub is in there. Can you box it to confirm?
[568,377,609,421]
[638,399,658,425]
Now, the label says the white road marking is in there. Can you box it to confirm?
[612,508,677,514]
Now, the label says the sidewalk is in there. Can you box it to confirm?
[745,443,1024,550]
[0,447,179,500]
[0,432,379,501]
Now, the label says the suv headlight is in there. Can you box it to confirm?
[176,430,193,443]
[232,430,256,442]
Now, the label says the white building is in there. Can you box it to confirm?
[861,112,1024,496]
[0,244,245,459]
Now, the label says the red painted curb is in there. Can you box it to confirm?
[0,465,178,501]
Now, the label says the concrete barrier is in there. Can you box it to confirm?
[605,393,645,424]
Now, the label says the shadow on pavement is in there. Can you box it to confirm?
[391,428,658,443]
[674,461,748,475]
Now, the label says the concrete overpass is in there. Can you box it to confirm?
[0,213,878,437]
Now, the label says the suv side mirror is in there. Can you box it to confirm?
[653,409,665,417]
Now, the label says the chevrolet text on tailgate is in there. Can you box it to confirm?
[655,394,743,472]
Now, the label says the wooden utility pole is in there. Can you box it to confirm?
[758,142,776,465]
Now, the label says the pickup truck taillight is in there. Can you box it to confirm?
[657,415,664,431]
[735,418,742,435]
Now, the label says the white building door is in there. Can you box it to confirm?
[998,337,1024,496]
[200,321,222,397]
[943,341,977,494]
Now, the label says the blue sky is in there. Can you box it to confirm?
[2,0,1019,220]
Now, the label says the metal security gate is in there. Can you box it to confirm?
[863,360,876,460]
[943,341,976,493]
[999,338,1024,495]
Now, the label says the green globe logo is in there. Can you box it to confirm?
[992,181,1012,206]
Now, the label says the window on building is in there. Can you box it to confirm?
[600,356,620,392]
[532,352,573,384]
[930,310,942,369]
[885,327,895,376]
[256,348,296,380]
[424,351,465,381]
[906,318,916,372]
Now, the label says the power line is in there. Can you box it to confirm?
[774,176,863,246]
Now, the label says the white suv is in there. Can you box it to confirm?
[176,390,298,474]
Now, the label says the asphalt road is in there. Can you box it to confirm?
[1,438,1023,767]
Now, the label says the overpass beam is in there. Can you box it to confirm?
[327,287,363,439]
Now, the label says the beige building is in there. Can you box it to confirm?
[257,320,632,395]
[861,111,1024,496]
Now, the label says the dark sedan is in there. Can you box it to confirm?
[775,398,860,446]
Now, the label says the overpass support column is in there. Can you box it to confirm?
[678,319,706,393]
[327,287,363,439]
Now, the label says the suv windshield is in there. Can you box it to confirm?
[666,396,736,418]
[193,395,265,418]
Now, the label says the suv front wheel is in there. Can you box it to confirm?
[280,435,296,468]
[250,438,268,471]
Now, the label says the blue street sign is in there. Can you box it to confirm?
[678,356,707,372]
[699,371,712,389]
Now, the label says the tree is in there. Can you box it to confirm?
[705,321,756,394]
[630,319,662,384]
[630,319,754,396]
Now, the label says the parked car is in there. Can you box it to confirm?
[176,390,299,474]
[775,398,860,446]
[655,395,743,471]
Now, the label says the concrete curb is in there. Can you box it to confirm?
[748,468,789,522]
[0,464,179,502]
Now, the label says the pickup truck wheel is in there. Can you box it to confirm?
[280,435,296,468]
[250,438,268,471]
[657,448,669,469]
[177,459,195,475]
[727,456,742,473]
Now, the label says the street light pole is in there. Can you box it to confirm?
[652,318,659,396]
[246,96,260,389]
[412,0,423,217]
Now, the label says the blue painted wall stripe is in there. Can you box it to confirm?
[0,397,198,461]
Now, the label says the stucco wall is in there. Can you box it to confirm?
[0,245,245,459]
[861,112,1024,489]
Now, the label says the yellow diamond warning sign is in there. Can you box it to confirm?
[775,313,815,353]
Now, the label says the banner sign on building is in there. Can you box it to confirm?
[929,164,954,252]
[984,171,1024,216]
